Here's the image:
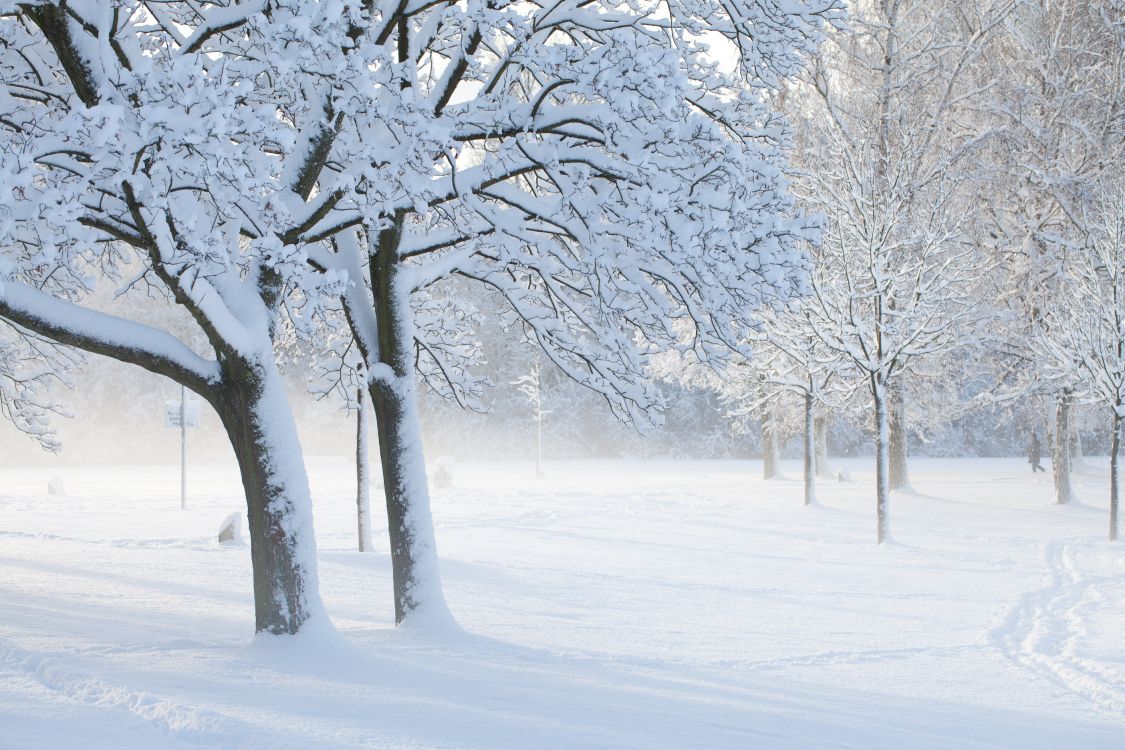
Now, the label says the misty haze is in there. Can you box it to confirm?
[1,1,1122,748]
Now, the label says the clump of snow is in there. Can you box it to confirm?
[217,512,241,545]
[46,475,66,496]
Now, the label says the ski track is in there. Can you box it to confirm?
[0,637,241,745]
[992,541,1125,717]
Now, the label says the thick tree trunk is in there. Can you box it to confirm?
[804,391,816,506]
[369,240,450,626]
[888,386,910,492]
[1111,411,1120,543]
[873,380,890,544]
[215,358,323,634]
[356,386,373,553]
[370,366,448,625]
[815,414,834,479]
[1053,395,1074,505]
[762,412,781,480]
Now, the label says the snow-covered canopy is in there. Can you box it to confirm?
[0,0,842,424]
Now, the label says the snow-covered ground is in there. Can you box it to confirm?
[1,456,1123,749]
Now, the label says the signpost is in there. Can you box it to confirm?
[165,386,201,510]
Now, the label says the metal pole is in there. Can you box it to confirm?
[180,384,186,510]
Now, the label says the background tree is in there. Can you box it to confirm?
[986,0,1125,504]
[766,311,854,506]
[1037,183,1125,541]
[308,332,376,553]
[512,360,547,479]
[790,0,1009,542]
[724,304,854,505]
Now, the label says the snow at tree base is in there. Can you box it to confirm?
[2,0,1125,747]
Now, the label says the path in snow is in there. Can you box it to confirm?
[992,539,1125,716]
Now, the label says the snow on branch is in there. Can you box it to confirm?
[1,0,843,428]
[0,279,220,393]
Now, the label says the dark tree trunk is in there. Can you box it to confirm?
[815,414,834,479]
[214,359,322,634]
[370,370,444,624]
[1054,394,1075,505]
[356,386,373,553]
[1111,410,1120,542]
[888,386,910,492]
[804,391,816,506]
[763,412,781,480]
[368,219,448,625]
[873,378,890,544]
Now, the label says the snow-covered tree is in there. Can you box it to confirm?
[722,301,853,504]
[303,317,378,550]
[792,0,1008,542]
[985,0,1125,506]
[765,311,852,505]
[307,0,844,624]
[307,333,376,553]
[1038,184,1125,541]
[720,362,785,478]
[0,2,357,634]
[0,1,843,628]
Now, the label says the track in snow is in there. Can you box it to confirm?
[992,541,1125,717]
[0,637,240,745]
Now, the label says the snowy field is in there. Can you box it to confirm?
[1,456,1124,749]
